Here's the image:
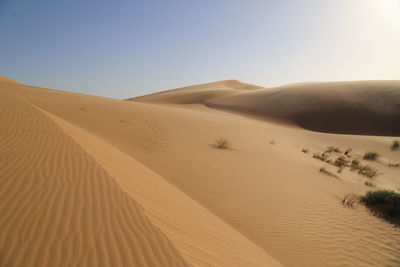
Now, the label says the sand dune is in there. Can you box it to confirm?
[133,80,400,136]
[0,92,190,267]
[1,77,400,266]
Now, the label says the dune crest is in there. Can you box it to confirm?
[0,75,22,84]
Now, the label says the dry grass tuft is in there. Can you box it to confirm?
[358,165,379,178]
[313,153,329,162]
[364,180,375,187]
[350,159,361,171]
[342,193,360,207]
[212,139,229,149]
[363,152,379,161]
[391,140,400,151]
[319,167,339,179]
[388,162,400,168]
[326,146,341,153]
[302,148,310,153]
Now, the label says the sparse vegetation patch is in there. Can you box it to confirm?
[313,153,329,162]
[334,156,349,173]
[358,165,379,178]
[212,139,229,149]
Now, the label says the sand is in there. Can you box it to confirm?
[1,76,400,266]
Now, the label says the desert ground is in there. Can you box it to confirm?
[1,76,400,266]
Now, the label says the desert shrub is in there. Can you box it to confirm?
[326,146,341,153]
[212,139,229,149]
[391,140,400,151]
[358,165,379,178]
[361,190,400,220]
[344,148,352,156]
[363,152,379,161]
[342,193,360,207]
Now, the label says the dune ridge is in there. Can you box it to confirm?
[0,75,22,84]
[132,80,400,136]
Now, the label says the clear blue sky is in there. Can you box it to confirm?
[1,0,399,98]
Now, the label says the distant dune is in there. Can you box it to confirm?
[133,80,400,136]
[1,76,400,267]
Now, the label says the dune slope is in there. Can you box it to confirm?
[0,92,191,267]
[133,80,400,136]
[0,79,283,266]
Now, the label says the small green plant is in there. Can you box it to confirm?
[361,190,400,221]
[358,165,379,178]
[212,139,229,149]
[391,140,400,151]
[342,193,360,207]
[326,146,341,153]
[363,152,379,161]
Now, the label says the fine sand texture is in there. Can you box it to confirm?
[1,76,400,266]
